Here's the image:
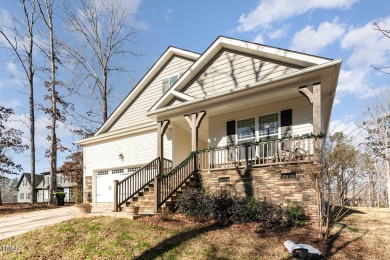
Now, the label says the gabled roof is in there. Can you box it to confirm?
[149,36,333,112]
[16,173,44,189]
[91,47,200,136]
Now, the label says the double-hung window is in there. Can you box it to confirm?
[237,118,255,143]
[259,113,279,141]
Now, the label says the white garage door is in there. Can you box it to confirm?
[95,167,141,203]
[96,170,125,203]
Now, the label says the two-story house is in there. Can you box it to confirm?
[77,37,341,221]
[16,171,76,203]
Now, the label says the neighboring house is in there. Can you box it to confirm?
[77,37,341,220]
[16,171,76,203]
[16,173,44,203]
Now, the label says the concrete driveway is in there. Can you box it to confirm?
[0,204,128,240]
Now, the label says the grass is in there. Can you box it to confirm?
[0,207,389,259]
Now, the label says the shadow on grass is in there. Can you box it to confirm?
[335,207,366,221]
[134,223,220,260]
[324,223,368,258]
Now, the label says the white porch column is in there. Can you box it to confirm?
[299,83,322,163]
[184,111,206,172]
[184,111,206,151]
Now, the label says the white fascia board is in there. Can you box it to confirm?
[93,47,199,136]
[149,36,333,112]
[76,122,157,146]
[218,37,331,66]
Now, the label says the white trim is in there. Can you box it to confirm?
[76,123,157,146]
[171,90,194,101]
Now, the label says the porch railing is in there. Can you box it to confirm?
[154,152,196,212]
[199,137,315,170]
[114,158,172,212]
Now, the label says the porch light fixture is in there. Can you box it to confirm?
[119,153,124,160]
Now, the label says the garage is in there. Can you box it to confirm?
[95,167,141,203]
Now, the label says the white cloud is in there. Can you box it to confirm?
[336,17,390,98]
[164,8,173,22]
[267,27,288,40]
[0,98,22,109]
[291,20,345,53]
[93,0,147,30]
[6,62,18,74]
[237,0,357,32]
[341,17,390,68]
[253,33,264,44]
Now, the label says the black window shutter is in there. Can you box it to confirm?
[226,120,236,144]
[226,120,236,135]
[281,109,292,137]
[281,109,292,127]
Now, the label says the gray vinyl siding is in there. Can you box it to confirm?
[183,49,302,99]
[208,96,312,148]
[172,124,192,167]
[108,56,194,132]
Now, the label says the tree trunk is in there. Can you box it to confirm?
[0,186,3,206]
[29,50,36,203]
[103,69,108,122]
[46,0,57,205]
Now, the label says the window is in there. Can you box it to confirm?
[97,171,108,176]
[259,113,278,138]
[112,169,124,174]
[237,118,255,141]
[20,193,24,199]
[127,167,141,173]
[169,75,179,87]
[27,193,30,199]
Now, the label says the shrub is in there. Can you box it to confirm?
[285,203,308,227]
[211,189,235,226]
[176,188,213,222]
[176,188,309,231]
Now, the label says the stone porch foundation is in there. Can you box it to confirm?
[200,163,320,223]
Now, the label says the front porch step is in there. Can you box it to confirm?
[120,175,200,214]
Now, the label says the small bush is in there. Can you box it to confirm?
[211,189,235,226]
[285,203,308,227]
[176,188,213,222]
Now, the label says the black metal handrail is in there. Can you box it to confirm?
[113,158,172,212]
[154,152,196,212]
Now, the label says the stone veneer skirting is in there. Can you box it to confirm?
[199,163,320,222]
[84,176,92,202]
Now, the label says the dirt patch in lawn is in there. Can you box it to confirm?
[0,207,389,259]
[0,203,73,217]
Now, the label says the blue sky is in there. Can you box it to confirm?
[0,0,389,177]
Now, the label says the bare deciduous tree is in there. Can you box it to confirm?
[360,91,390,207]
[63,0,137,123]
[38,0,63,204]
[0,0,39,203]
